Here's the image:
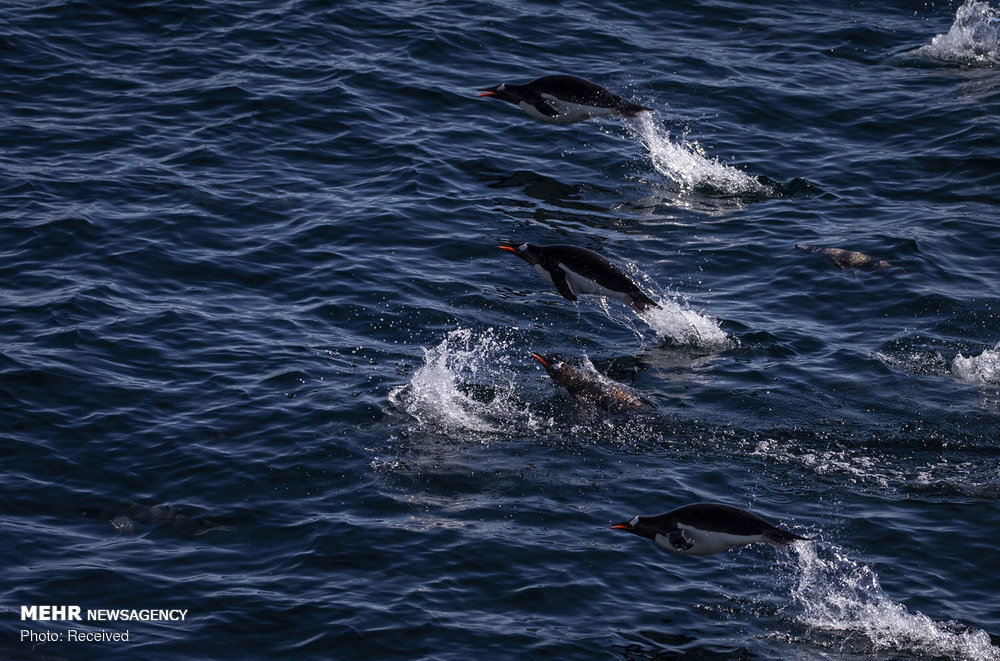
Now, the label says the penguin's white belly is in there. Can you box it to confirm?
[560,264,625,299]
[518,95,616,124]
[531,263,625,301]
[533,263,555,284]
[655,525,763,556]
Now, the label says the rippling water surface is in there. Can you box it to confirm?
[2,0,1000,659]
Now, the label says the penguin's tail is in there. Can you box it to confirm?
[618,103,653,118]
[629,291,660,313]
[762,527,809,546]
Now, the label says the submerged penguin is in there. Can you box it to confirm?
[612,503,808,556]
[477,74,651,124]
[532,353,647,413]
[81,502,234,536]
[796,244,891,271]
[499,241,658,313]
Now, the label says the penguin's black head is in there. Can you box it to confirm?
[477,82,521,105]
[612,514,657,540]
[530,352,564,376]
[498,241,538,265]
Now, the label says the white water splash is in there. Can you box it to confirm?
[790,542,1000,660]
[638,297,733,352]
[387,328,537,435]
[578,263,732,354]
[624,112,771,196]
[916,0,1000,66]
[951,343,1000,386]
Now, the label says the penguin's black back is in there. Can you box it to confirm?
[536,245,645,295]
[667,503,775,535]
[530,75,616,102]
[526,75,646,112]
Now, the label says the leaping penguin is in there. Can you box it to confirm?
[478,74,651,124]
[612,503,808,556]
[532,353,647,413]
[499,241,659,313]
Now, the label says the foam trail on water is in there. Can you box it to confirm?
[789,542,1000,660]
[951,343,1000,386]
[625,112,771,196]
[915,0,1000,66]
[387,328,535,435]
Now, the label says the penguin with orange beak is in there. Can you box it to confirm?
[612,503,809,556]
[478,74,651,124]
[531,353,647,413]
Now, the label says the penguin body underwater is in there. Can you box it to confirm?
[612,503,808,556]
[532,353,648,413]
[796,244,891,271]
[499,241,658,313]
[81,502,234,536]
[478,74,651,124]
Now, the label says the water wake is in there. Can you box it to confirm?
[387,328,539,435]
[915,0,1000,66]
[951,343,1000,386]
[789,542,1000,660]
[624,112,773,197]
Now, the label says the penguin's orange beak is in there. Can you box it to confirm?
[498,245,516,252]
[477,89,497,97]
[531,353,549,368]
[611,523,630,530]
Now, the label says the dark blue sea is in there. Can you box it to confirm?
[3,0,1000,659]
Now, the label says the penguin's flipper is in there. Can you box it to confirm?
[531,99,560,119]
[551,269,578,302]
[667,529,693,552]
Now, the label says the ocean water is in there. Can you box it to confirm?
[2,0,999,659]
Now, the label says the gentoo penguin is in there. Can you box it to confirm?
[477,74,651,124]
[795,244,891,271]
[532,353,647,413]
[612,503,808,556]
[499,241,659,313]
[81,503,234,536]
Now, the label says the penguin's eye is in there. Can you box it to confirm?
[628,516,639,528]
[518,244,527,252]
